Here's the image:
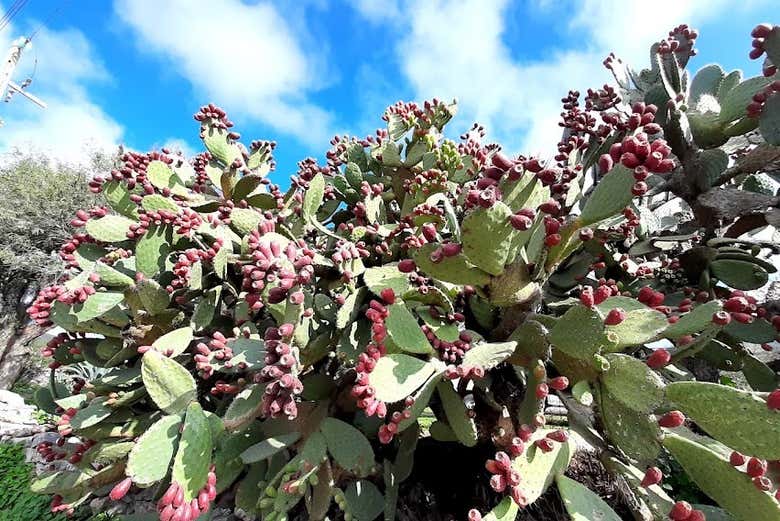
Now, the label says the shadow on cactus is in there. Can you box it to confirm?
[26,22,780,521]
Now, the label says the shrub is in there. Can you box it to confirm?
[27,22,780,521]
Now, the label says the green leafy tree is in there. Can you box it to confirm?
[0,150,111,387]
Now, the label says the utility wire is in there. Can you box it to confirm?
[0,0,26,31]
[0,0,31,34]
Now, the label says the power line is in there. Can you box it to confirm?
[0,0,31,34]
[28,0,71,41]
[0,0,26,31]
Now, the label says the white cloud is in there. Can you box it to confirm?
[353,0,772,156]
[348,0,401,23]
[114,0,336,147]
[0,21,123,164]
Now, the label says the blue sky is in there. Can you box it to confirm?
[0,0,773,185]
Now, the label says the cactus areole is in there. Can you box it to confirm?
[27,22,780,521]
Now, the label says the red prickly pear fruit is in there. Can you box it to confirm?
[489,473,507,493]
[468,509,483,521]
[580,287,595,308]
[724,296,748,312]
[547,430,569,443]
[753,476,773,491]
[109,477,133,501]
[549,376,569,391]
[647,349,671,369]
[380,288,396,305]
[160,505,176,521]
[687,510,706,521]
[711,311,731,325]
[747,457,767,478]
[604,308,627,325]
[509,437,524,456]
[729,451,746,466]
[593,285,611,305]
[669,501,693,520]
[510,485,528,507]
[161,483,178,507]
[579,227,594,241]
[752,23,773,38]
[544,233,561,247]
[535,383,549,399]
[198,490,210,510]
[492,152,514,171]
[641,467,663,487]
[421,223,437,242]
[278,323,295,337]
[658,410,685,428]
[730,312,754,324]
[441,242,462,257]
[398,259,416,273]
[484,459,499,474]
[598,153,614,174]
[766,389,780,410]
[494,451,511,471]
[535,438,554,452]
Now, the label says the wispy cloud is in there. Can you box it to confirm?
[114,0,337,148]
[350,0,771,156]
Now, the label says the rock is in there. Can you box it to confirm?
[0,390,47,441]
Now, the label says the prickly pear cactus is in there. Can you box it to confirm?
[27,23,780,521]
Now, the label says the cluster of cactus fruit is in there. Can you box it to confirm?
[26,22,780,521]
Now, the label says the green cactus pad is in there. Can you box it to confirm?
[201,127,241,166]
[141,350,197,414]
[595,296,649,314]
[151,326,194,357]
[710,259,769,290]
[384,303,433,354]
[724,317,776,343]
[461,341,516,371]
[664,432,780,521]
[482,497,519,521]
[345,480,384,521]
[412,243,491,287]
[461,202,517,276]
[666,381,780,459]
[136,278,170,315]
[512,428,575,505]
[70,291,125,323]
[719,76,773,123]
[74,243,108,271]
[135,225,173,276]
[741,355,778,392]
[85,215,136,243]
[94,261,134,288]
[368,354,437,403]
[602,354,665,412]
[213,242,230,279]
[664,300,722,339]
[126,414,182,486]
[363,265,413,296]
[230,208,263,236]
[601,456,674,519]
[81,440,134,467]
[146,160,187,196]
[141,194,179,212]
[690,64,726,105]
[172,402,213,501]
[69,398,113,430]
[550,305,608,360]
[303,173,325,222]
[579,165,635,225]
[556,474,622,521]
[30,470,91,494]
[224,384,265,431]
[235,462,267,514]
[572,380,594,406]
[396,371,443,433]
[232,174,266,202]
[103,180,138,218]
[436,380,478,447]
[320,417,375,477]
[191,286,222,331]
[759,92,780,145]
[599,386,660,465]
[212,337,266,373]
[604,308,668,350]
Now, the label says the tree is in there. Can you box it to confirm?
[27,22,780,521]
[0,149,111,388]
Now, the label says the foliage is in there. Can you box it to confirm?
[25,23,780,521]
[0,443,89,521]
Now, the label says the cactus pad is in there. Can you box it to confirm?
[320,418,375,477]
[172,402,213,501]
[141,350,197,414]
[126,414,182,486]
